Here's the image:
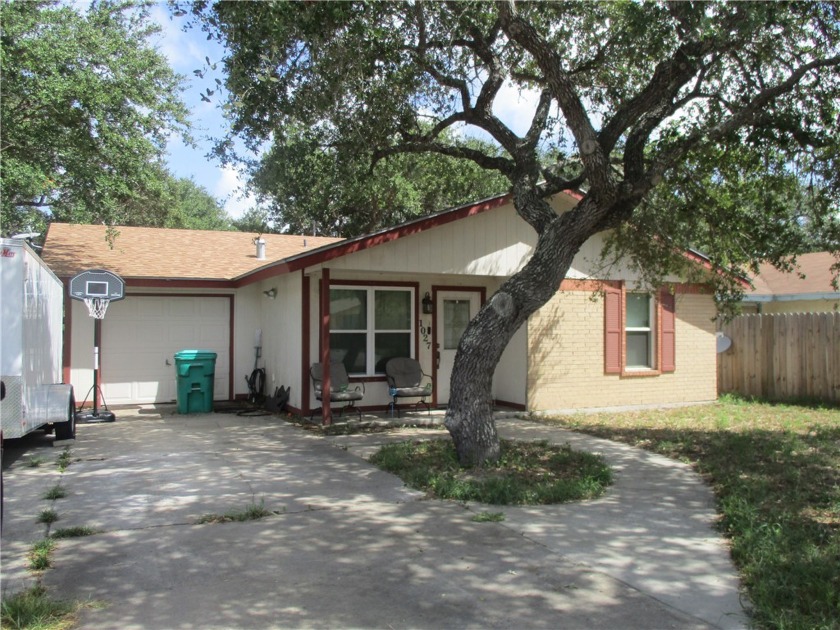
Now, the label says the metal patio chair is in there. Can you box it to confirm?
[310,362,365,421]
[385,357,432,418]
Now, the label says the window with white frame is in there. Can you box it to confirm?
[329,286,414,376]
[625,293,653,369]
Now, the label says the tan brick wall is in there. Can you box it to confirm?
[527,290,717,411]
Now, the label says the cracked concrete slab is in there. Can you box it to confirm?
[1,412,747,629]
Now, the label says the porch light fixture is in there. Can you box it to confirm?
[263,288,277,299]
[422,292,433,314]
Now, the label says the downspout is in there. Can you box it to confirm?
[320,267,331,425]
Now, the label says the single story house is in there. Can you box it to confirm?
[741,252,840,314]
[41,191,720,421]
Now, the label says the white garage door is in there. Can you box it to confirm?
[100,296,231,404]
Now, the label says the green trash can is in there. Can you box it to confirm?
[174,350,217,414]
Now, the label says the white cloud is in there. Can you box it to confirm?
[493,81,542,137]
[149,5,208,72]
[215,165,258,220]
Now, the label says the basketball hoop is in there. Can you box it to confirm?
[83,296,110,319]
[69,269,126,424]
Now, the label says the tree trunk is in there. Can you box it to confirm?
[444,194,609,466]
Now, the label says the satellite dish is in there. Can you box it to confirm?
[716,332,732,353]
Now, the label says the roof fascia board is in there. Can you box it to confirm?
[55,276,236,290]
[681,248,751,289]
[234,192,514,287]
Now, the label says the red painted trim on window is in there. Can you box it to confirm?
[323,280,421,378]
[329,279,419,288]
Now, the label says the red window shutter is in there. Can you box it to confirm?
[660,290,676,372]
[604,286,622,374]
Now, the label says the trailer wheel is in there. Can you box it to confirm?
[55,393,76,440]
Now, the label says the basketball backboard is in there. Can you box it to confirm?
[69,269,126,302]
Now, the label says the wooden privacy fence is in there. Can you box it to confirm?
[718,312,840,403]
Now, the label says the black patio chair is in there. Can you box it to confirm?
[385,357,432,418]
[310,362,365,421]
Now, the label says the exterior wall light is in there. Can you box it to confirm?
[422,292,433,314]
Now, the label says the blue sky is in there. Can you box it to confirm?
[146,3,545,221]
[149,4,258,220]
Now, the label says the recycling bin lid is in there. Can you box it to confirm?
[174,349,218,360]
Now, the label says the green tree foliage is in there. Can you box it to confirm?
[196,1,840,463]
[0,0,191,236]
[249,128,509,237]
[231,206,274,234]
[163,177,232,231]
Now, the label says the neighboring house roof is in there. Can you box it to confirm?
[41,223,343,281]
[745,252,840,301]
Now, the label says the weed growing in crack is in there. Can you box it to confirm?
[28,539,56,571]
[41,485,67,501]
[195,501,272,524]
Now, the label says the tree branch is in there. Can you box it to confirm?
[374,142,515,176]
[498,2,613,200]
[523,89,552,151]
[600,6,750,154]
[640,54,840,200]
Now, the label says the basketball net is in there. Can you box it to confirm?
[83,297,110,319]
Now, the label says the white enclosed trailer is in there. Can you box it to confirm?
[0,238,75,440]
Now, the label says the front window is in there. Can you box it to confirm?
[625,293,653,369]
[329,287,413,375]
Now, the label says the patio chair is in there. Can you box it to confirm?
[385,357,432,418]
[310,362,365,421]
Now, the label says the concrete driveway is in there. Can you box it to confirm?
[1,412,747,629]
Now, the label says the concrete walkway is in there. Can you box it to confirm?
[1,411,748,629]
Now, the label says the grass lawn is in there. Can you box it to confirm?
[370,438,613,505]
[542,395,839,630]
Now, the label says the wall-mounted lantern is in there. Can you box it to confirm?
[422,292,434,314]
[263,287,277,299]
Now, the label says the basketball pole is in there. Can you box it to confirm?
[75,315,116,423]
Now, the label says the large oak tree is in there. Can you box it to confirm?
[194,1,840,464]
[1,0,192,235]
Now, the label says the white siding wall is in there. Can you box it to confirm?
[258,273,304,409]
[234,284,261,400]
[69,299,95,403]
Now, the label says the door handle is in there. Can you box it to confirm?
[435,351,441,370]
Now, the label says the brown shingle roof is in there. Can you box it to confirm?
[747,252,839,296]
[41,223,343,281]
